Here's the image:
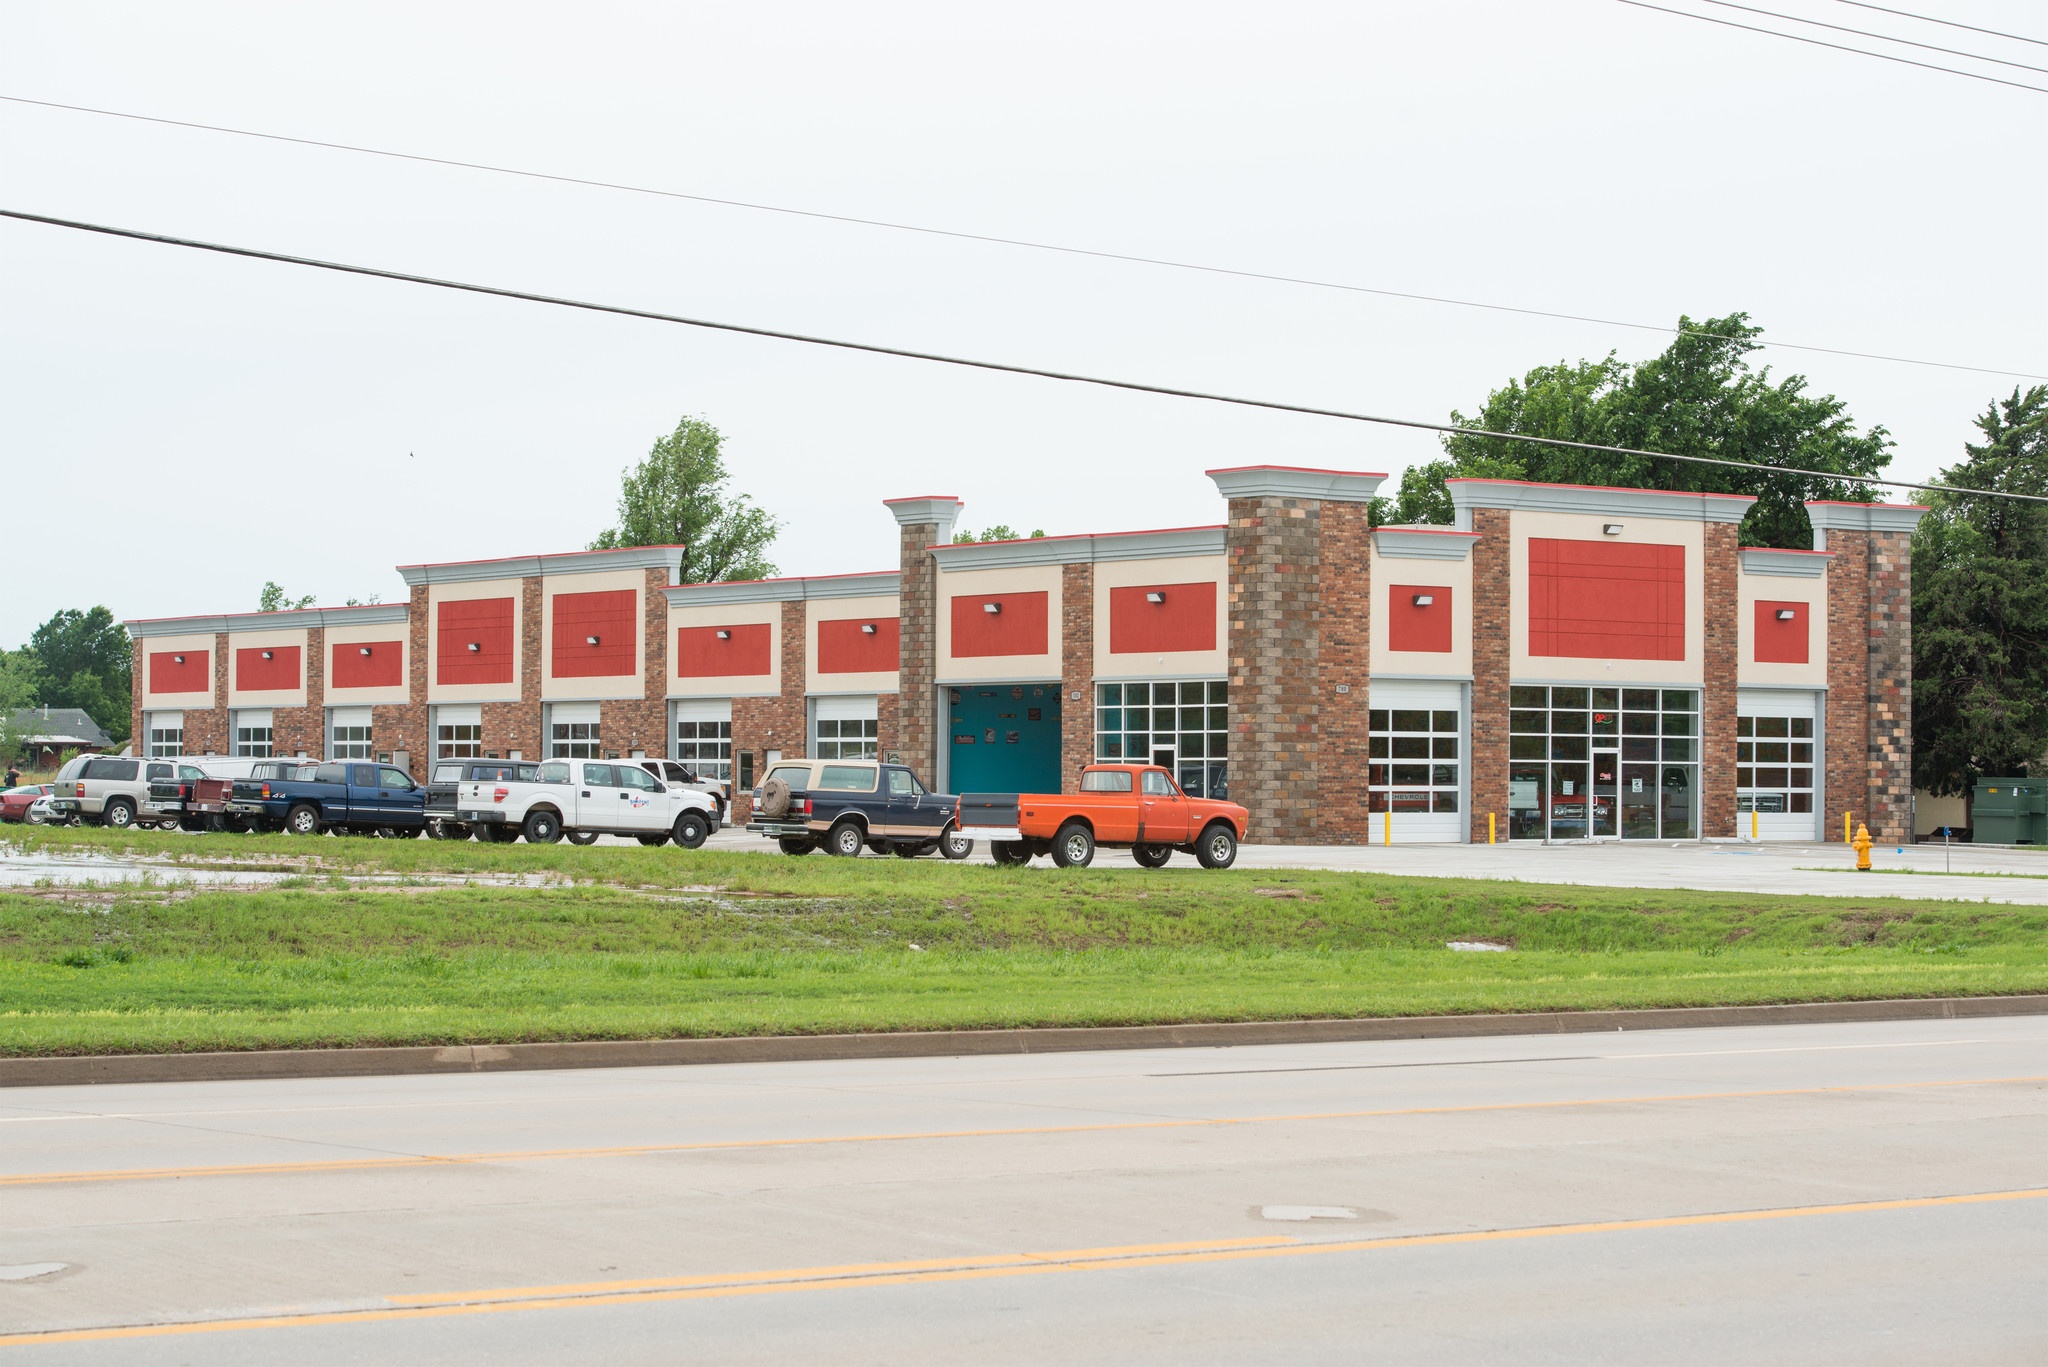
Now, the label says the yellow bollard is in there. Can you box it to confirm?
[1488,812,1496,846]
[1751,808,1759,841]
[1853,822,1873,872]
[1844,812,1852,845]
[1384,807,1391,847]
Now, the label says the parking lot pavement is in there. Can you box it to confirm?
[691,824,2048,903]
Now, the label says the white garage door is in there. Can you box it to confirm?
[549,701,602,758]
[672,699,733,784]
[1368,679,1465,843]
[1737,688,1820,840]
[330,706,373,760]
[813,694,878,759]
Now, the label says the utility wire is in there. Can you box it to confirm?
[1836,0,2048,48]
[2,93,2042,385]
[1695,0,2048,72]
[1611,0,2048,93]
[6,206,2042,509]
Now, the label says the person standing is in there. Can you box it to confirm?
[4,760,20,789]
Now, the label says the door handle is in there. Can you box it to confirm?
[581,790,591,797]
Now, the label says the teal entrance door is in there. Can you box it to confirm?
[948,685,1062,795]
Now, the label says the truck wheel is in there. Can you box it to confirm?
[991,840,1030,866]
[825,820,865,858]
[777,837,814,856]
[103,799,136,830]
[566,831,600,846]
[1196,823,1239,870]
[1133,843,1172,868]
[939,825,973,861]
[1051,822,1095,869]
[285,804,321,836]
[673,812,710,849]
[522,809,563,844]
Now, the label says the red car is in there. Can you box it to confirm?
[1,783,53,823]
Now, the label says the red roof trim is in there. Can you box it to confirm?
[395,545,686,571]
[1445,478,1758,502]
[666,570,898,588]
[881,495,964,505]
[1805,500,1932,511]
[929,524,1228,551]
[1205,464,1389,477]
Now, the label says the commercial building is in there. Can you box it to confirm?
[125,467,1926,841]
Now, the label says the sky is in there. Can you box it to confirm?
[2,0,2042,646]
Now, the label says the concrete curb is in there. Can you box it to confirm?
[6,994,2047,1088]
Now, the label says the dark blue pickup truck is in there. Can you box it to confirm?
[252,762,428,836]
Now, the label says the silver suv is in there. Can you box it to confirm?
[48,754,186,830]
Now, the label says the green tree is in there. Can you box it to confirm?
[951,526,1046,543]
[259,582,315,612]
[590,415,780,583]
[26,607,131,741]
[1911,385,2048,803]
[1383,315,1892,547]
[0,648,47,764]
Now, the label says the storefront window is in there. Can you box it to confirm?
[1096,680,1228,800]
[1508,685,1698,839]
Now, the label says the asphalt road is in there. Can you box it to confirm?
[3,1018,2044,1364]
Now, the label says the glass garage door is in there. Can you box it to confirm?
[1737,689,1820,840]
[1367,680,1462,841]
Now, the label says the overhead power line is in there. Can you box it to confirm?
[2,93,2042,385]
[1695,0,2048,72]
[7,207,2041,509]
[1835,1,2048,48]
[1611,0,2048,93]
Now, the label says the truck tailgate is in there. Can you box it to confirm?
[956,793,1022,839]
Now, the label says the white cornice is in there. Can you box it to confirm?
[931,526,1226,571]
[1804,501,1931,550]
[1447,480,1755,527]
[126,604,411,639]
[883,496,964,546]
[1372,526,1482,561]
[1206,466,1387,503]
[663,571,900,608]
[397,545,682,587]
[1739,547,1834,579]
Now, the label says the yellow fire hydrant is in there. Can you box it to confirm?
[1853,822,1873,872]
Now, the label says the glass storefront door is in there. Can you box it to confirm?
[1620,763,1659,838]
[1510,685,1699,839]
[1549,761,1589,838]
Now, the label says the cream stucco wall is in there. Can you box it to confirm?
[667,600,782,699]
[324,619,412,707]
[224,628,310,708]
[1367,545,1474,678]
[806,594,901,696]
[1092,554,1228,678]
[1736,570,1828,688]
[1509,510,1705,686]
[138,632,217,709]
[428,576,526,704]
[541,567,647,701]
[936,564,1063,683]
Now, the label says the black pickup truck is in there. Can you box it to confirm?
[424,758,541,841]
[248,762,428,837]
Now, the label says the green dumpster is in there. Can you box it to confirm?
[1972,780,2046,844]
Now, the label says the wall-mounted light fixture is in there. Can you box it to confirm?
[173,655,185,664]
[983,602,1001,614]
[1145,591,1165,604]
[1603,524,1624,535]
[716,630,731,640]
[860,623,877,634]
[467,642,481,652]
[358,647,372,656]
[1776,608,1797,620]
[260,650,274,659]
[585,635,600,646]
[1412,594,1434,607]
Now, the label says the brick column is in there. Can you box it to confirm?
[1822,529,1870,843]
[884,497,961,786]
[1467,508,1511,842]
[1225,495,1322,843]
[1061,561,1094,782]
[211,632,231,754]
[1701,523,1739,837]
[1315,501,1372,842]
[1867,529,1916,841]
[397,585,430,767]
[128,639,144,754]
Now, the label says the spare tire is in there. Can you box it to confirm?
[758,776,792,818]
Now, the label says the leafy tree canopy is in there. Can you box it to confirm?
[590,415,780,584]
[259,582,315,612]
[1375,314,1893,548]
[952,525,1046,543]
[1911,385,2048,797]
[24,607,131,741]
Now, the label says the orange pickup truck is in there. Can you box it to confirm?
[955,764,1248,869]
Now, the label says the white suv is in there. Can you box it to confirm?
[48,754,186,830]
[455,758,718,847]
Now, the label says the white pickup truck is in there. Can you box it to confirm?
[455,757,717,847]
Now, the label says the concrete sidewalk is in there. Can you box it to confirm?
[697,826,2048,903]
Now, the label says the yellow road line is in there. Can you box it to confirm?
[5,1188,2043,1348]
[4,1073,2041,1190]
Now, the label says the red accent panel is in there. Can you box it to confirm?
[551,589,637,678]
[817,616,900,674]
[949,591,1049,658]
[148,650,210,694]
[1108,582,1217,655]
[330,639,404,689]
[1527,539,1685,661]
[676,623,772,678]
[234,645,302,692]
[437,597,516,685]
[1754,600,1809,664]
[1386,584,1453,654]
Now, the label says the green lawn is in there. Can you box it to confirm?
[3,825,2045,1055]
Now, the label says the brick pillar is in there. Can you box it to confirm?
[1822,529,1870,843]
[401,585,430,767]
[129,639,144,754]
[298,626,327,758]
[1226,495,1322,843]
[1061,561,1094,782]
[1315,501,1372,843]
[212,632,231,753]
[1468,507,1510,842]
[885,497,960,786]
[1701,523,1739,837]
[1867,529,1915,841]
